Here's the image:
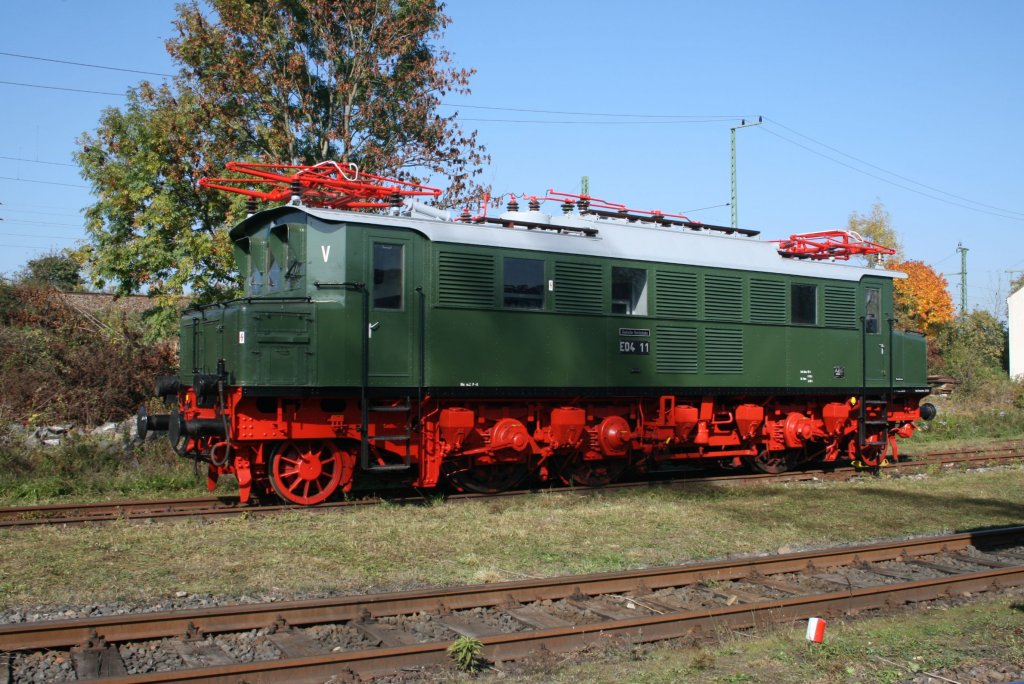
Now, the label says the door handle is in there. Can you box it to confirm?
[368,321,381,338]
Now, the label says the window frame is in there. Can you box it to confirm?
[611,266,649,316]
[502,256,546,310]
[865,286,881,335]
[372,241,405,311]
[790,282,818,325]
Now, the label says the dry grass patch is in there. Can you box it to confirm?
[1,466,1022,607]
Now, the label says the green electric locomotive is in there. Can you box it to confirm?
[145,163,933,505]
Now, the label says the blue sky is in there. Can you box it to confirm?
[1,1,1021,313]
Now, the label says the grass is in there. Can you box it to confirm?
[910,393,1024,447]
[0,438,202,505]
[1,464,1022,608]
[493,595,1024,683]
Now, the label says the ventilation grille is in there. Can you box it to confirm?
[705,274,743,321]
[656,326,698,374]
[749,279,787,324]
[438,252,495,307]
[824,286,857,328]
[554,261,603,313]
[704,328,744,374]
[655,271,698,319]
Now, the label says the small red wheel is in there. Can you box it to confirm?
[269,440,345,505]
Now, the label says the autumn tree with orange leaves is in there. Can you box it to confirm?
[889,260,955,339]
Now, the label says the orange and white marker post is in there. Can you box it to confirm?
[805,617,827,643]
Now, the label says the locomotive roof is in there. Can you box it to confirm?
[231,203,903,283]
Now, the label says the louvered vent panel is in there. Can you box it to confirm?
[655,271,698,319]
[705,274,743,321]
[554,261,603,313]
[824,286,857,328]
[655,326,698,374]
[704,328,744,374]
[438,252,495,307]
[749,279,787,324]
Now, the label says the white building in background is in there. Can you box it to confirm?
[1010,287,1024,380]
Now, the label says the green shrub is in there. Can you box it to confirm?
[447,636,485,673]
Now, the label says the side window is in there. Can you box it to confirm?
[503,257,544,309]
[612,267,648,315]
[373,243,404,309]
[791,283,817,325]
[865,287,881,334]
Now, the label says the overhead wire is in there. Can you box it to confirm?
[0,232,78,241]
[440,102,743,120]
[3,48,1022,225]
[0,80,126,97]
[0,51,172,77]
[1,218,84,228]
[0,207,83,218]
[0,176,88,189]
[0,154,76,167]
[459,117,730,125]
[0,243,61,249]
[763,117,1024,219]
[757,126,1024,222]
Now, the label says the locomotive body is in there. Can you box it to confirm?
[154,196,931,504]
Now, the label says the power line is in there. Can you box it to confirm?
[0,232,77,241]
[764,117,1024,219]
[0,207,82,218]
[0,80,126,97]
[459,117,729,125]
[758,127,1024,222]
[0,243,58,249]
[4,50,1019,224]
[0,176,88,189]
[0,154,76,167]
[1,218,84,228]
[1,202,85,213]
[0,51,172,77]
[441,102,743,120]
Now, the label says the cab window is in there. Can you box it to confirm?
[373,243,404,309]
[865,287,881,334]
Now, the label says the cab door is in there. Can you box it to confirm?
[366,232,419,386]
[863,281,888,386]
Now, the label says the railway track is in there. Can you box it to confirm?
[0,442,1020,529]
[2,525,1023,682]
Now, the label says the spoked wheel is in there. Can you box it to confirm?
[557,454,628,487]
[846,435,888,468]
[269,440,347,505]
[446,459,531,494]
[748,449,789,474]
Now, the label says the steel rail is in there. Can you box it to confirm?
[0,443,1020,529]
[89,566,1024,683]
[2,525,1021,653]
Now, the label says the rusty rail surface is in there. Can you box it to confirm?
[1,441,1020,529]
[2,526,1023,682]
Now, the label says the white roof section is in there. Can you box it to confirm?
[243,203,902,283]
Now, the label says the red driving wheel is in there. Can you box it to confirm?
[269,440,345,505]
